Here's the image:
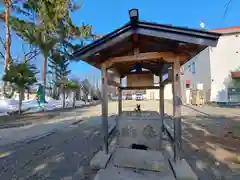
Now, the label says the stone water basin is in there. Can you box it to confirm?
[120,111,160,120]
[117,111,162,150]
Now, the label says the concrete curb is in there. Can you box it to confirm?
[169,159,198,180]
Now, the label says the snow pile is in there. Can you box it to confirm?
[0,97,88,116]
[0,99,19,113]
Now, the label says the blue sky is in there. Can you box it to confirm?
[1,0,240,82]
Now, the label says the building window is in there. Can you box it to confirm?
[188,64,191,72]
[192,62,195,74]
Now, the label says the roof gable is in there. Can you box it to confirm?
[73,21,221,59]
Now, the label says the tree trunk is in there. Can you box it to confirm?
[42,54,47,99]
[27,88,30,100]
[79,88,81,100]
[18,90,23,115]
[3,5,11,93]
[4,6,11,72]
[62,89,65,108]
[72,91,76,108]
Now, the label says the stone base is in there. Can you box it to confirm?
[94,166,175,180]
[117,111,162,150]
[90,151,112,170]
[113,148,166,172]
[169,159,198,180]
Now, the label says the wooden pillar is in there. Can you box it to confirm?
[159,74,164,133]
[172,69,176,117]
[101,64,109,154]
[118,78,122,116]
[172,57,182,161]
[160,88,165,133]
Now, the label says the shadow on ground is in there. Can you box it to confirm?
[165,112,240,180]
[0,114,116,180]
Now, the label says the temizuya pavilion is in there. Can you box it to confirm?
[73,9,221,180]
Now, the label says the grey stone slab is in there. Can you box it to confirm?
[169,159,198,180]
[90,151,112,170]
[117,118,162,150]
[113,148,167,172]
[120,111,161,120]
[94,166,175,180]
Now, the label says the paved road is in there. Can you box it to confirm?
[0,100,239,180]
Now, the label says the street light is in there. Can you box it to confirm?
[129,8,139,22]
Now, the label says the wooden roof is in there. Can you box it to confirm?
[73,20,221,77]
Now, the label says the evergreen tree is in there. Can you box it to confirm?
[2,59,38,114]
[48,51,71,99]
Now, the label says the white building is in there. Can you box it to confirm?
[181,27,240,103]
[146,75,173,100]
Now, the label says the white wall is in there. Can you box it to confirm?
[181,48,211,101]
[146,75,173,100]
[146,83,172,100]
[209,33,240,102]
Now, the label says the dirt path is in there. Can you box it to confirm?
[1,100,239,179]
[164,103,240,180]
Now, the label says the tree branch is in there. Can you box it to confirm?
[24,46,40,61]
[223,0,233,19]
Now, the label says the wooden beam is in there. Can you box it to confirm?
[121,86,160,90]
[107,68,121,77]
[125,71,153,76]
[108,79,121,87]
[162,78,171,86]
[106,68,121,87]
[105,52,189,68]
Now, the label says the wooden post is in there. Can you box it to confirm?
[118,78,122,116]
[172,57,182,161]
[160,86,164,134]
[159,73,164,133]
[172,67,176,117]
[101,64,109,154]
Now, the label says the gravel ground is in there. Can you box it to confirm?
[0,100,239,180]
[164,103,240,180]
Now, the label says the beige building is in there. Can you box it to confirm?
[146,75,173,100]
[146,27,240,104]
[182,27,240,103]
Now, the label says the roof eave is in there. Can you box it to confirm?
[138,21,222,39]
[73,22,132,58]
[73,20,221,60]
